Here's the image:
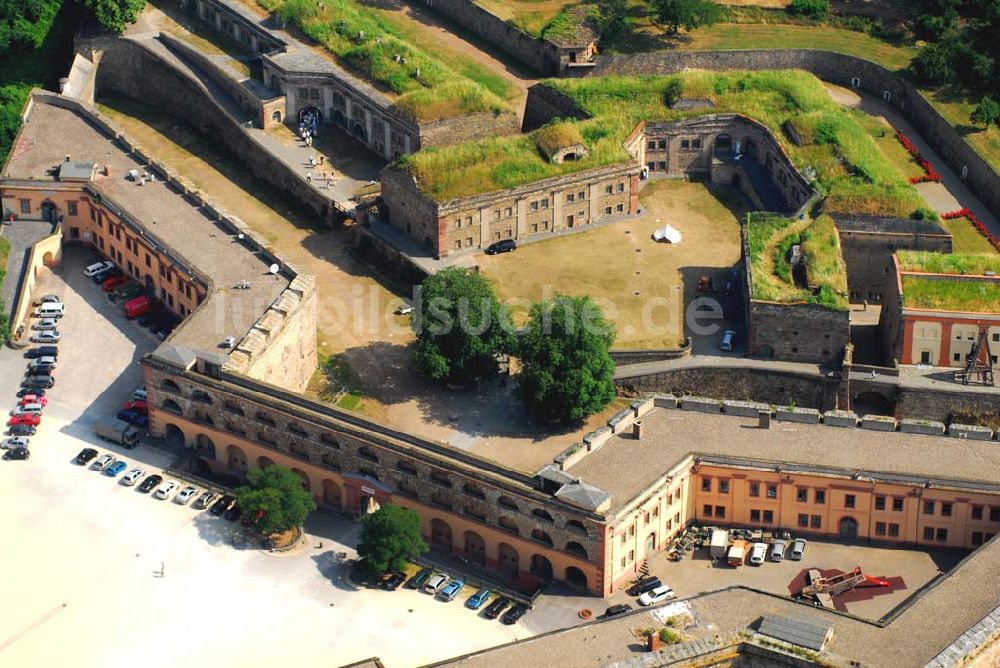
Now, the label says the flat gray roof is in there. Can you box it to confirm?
[2,99,288,355]
[756,613,832,651]
[566,408,1000,513]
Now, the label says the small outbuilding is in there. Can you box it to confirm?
[653,224,682,244]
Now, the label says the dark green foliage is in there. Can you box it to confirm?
[596,0,628,41]
[650,0,720,34]
[517,295,616,423]
[663,77,683,108]
[0,0,61,53]
[412,267,514,385]
[234,466,317,535]
[357,504,428,575]
[911,206,939,221]
[787,0,829,21]
[910,38,959,83]
[971,95,1000,129]
[78,0,145,33]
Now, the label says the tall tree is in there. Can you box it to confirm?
[357,504,428,575]
[971,95,1000,129]
[412,266,514,385]
[650,0,720,35]
[78,0,145,34]
[0,0,61,54]
[517,294,616,423]
[596,0,628,41]
[234,465,317,535]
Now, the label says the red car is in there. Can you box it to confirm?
[8,413,41,427]
[19,394,48,407]
[122,399,148,414]
[102,275,129,292]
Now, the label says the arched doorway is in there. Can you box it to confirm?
[714,134,733,155]
[744,139,758,160]
[645,532,657,554]
[839,517,859,540]
[163,423,185,446]
[41,201,57,222]
[257,455,275,469]
[497,543,519,577]
[565,541,588,558]
[530,554,553,580]
[430,518,453,552]
[271,110,282,123]
[352,122,367,141]
[226,444,247,470]
[731,173,742,188]
[162,399,183,415]
[322,479,342,508]
[291,467,311,491]
[757,344,775,359]
[332,109,346,127]
[195,434,216,459]
[298,105,322,123]
[565,566,588,589]
[463,530,486,565]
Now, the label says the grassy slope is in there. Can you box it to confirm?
[901,276,1000,312]
[898,251,1000,276]
[940,217,1000,256]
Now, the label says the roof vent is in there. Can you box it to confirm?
[222,336,236,349]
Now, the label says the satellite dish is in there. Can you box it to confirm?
[269,263,280,274]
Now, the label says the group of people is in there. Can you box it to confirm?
[299,109,336,189]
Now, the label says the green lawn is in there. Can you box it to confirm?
[940,217,1000,256]
[902,275,1000,312]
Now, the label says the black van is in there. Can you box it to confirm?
[25,346,58,359]
[484,239,517,255]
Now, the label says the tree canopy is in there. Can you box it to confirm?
[356,504,428,575]
[516,294,616,423]
[0,0,61,54]
[649,0,720,34]
[971,95,1000,130]
[78,0,145,34]
[412,266,514,385]
[234,465,317,535]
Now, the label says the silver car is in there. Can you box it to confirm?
[32,319,59,331]
[175,485,199,505]
[769,539,788,562]
[1,436,30,449]
[30,331,61,343]
[790,538,807,560]
[93,454,115,471]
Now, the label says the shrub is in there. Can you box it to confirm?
[659,627,681,644]
[787,0,829,21]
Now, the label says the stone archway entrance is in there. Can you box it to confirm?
[463,530,486,565]
[163,423,185,446]
[497,543,519,577]
[530,554,553,580]
[839,517,859,541]
[298,105,322,123]
[853,391,895,417]
[430,518,453,552]
[352,122,367,141]
[322,479,342,508]
[565,566,588,589]
[41,201,57,223]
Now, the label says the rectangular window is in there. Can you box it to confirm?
[616,182,625,193]
[750,509,760,522]
[875,496,886,511]
[566,193,575,203]
[811,515,822,529]
[936,528,948,542]
[616,203,624,213]
[973,506,984,520]
[299,88,309,99]
[647,161,656,171]
[145,254,151,268]
[628,549,635,563]
[465,237,473,247]
[540,198,549,209]
[505,207,512,216]
[604,185,613,195]
[766,484,777,499]
[796,488,807,503]
[845,494,856,509]
[680,139,690,149]
[923,526,935,541]
[703,504,713,517]
[621,557,626,569]
[67,201,78,216]
[715,506,726,519]
[942,502,952,517]
[657,161,666,170]
[19,199,30,214]
[702,478,711,492]
[718,480,729,494]
[657,140,666,150]
[749,482,760,497]
[893,498,904,512]
[797,513,808,527]
[763,510,774,523]
[621,533,626,546]
[888,523,900,537]
[692,138,702,149]
[494,209,500,219]
[973,532,984,546]
[530,201,538,211]
[875,522,887,536]
[991,507,1000,522]
[578,191,585,200]
[604,206,612,215]
[924,501,935,515]
[647,140,656,150]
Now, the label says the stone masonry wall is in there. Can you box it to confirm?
[418,110,522,149]
[523,83,589,131]
[748,301,850,364]
[591,50,1000,223]
[836,226,952,304]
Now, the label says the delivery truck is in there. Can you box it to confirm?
[95,417,140,448]
[727,539,749,567]
[709,529,730,559]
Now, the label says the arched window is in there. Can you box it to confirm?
[161,378,181,393]
[320,433,340,449]
[397,460,417,475]
[498,516,519,534]
[565,541,588,558]
[288,422,308,436]
[463,483,485,499]
[359,467,379,482]
[161,398,182,415]
[531,529,554,546]
[358,446,379,463]
[566,519,588,535]
[223,401,244,416]
[191,389,213,404]
[532,508,554,522]
[498,496,519,511]
[431,492,452,509]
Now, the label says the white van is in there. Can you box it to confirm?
[36,302,65,318]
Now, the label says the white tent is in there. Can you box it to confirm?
[653,224,682,244]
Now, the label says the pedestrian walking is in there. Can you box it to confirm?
[319,156,324,165]
[309,155,316,167]
[306,172,312,183]
[863,299,868,311]
[160,562,165,577]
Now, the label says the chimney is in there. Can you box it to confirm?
[58,77,69,93]
[65,154,71,162]
[647,631,660,652]
[632,420,643,440]
[758,410,771,429]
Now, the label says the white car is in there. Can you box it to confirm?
[132,388,147,402]
[395,304,413,316]
[122,468,145,486]
[175,485,199,505]
[424,573,450,594]
[35,294,60,305]
[155,480,179,499]
[770,539,788,562]
[30,331,61,343]
[638,585,676,606]
[11,404,43,417]
[195,491,220,509]
[93,454,115,471]
[749,542,768,566]
[1,436,30,449]
[32,318,59,331]
[84,260,114,277]
[790,538,807,560]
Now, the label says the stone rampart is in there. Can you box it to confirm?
[591,50,1000,223]
[523,83,589,131]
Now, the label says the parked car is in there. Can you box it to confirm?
[466,588,491,610]
[194,491,220,509]
[132,388,148,402]
[483,597,511,619]
[27,358,57,372]
[4,446,29,460]
[2,436,30,450]
[138,474,163,493]
[116,409,148,427]
[114,283,143,300]
[75,448,99,465]
[24,346,58,360]
[124,295,155,319]
[603,603,633,618]
[102,275,129,292]
[380,572,406,591]
[93,454,116,471]
[19,394,47,407]
[627,576,662,597]
[8,424,37,437]
[720,329,736,352]
[8,413,41,427]
[122,400,148,414]
[84,260,115,277]
[438,579,465,602]
[638,585,676,606]
[21,375,55,389]
[175,486,199,505]
[106,460,128,477]
[501,602,530,625]
[155,480,179,499]
[11,403,44,417]
[769,539,788,562]
[484,239,517,255]
[16,387,46,398]
[210,494,235,516]
[790,538,807,561]
[224,503,242,521]
[30,331,61,343]
[26,364,55,377]
[92,267,120,284]
[122,468,145,486]
[423,573,449,594]
[31,318,59,331]
[407,568,434,589]
[749,542,768,566]
[35,294,60,305]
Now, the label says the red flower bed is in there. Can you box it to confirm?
[942,208,1000,252]
[896,131,941,183]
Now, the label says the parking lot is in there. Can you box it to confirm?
[0,249,596,666]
